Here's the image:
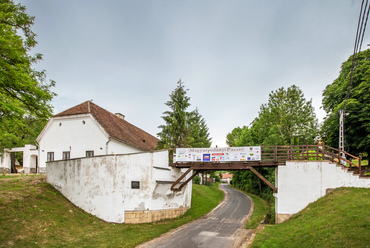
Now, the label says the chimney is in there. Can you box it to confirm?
[115,113,125,120]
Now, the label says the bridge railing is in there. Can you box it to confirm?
[169,144,363,174]
[261,144,362,174]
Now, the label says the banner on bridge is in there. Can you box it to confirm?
[175,146,261,162]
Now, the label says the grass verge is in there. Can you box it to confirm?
[0,175,224,247]
[252,187,370,248]
[244,193,268,229]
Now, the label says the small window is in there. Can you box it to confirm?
[86,150,94,157]
[47,152,54,162]
[131,181,140,189]
[63,151,70,160]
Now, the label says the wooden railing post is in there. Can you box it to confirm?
[359,153,362,175]
[260,144,263,161]
[338,147,341,165]
[306,143,309,160]
[290,144,293,160]
[322,142,325,161]
[316,144,318,161]
[274,144,277,163]
[331,150,334,162]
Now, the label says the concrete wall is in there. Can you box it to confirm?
[275,161,370,223]
[0,153,10,173]
[46,150,192,223]
[0,145,38,174]
[37,114,141,172]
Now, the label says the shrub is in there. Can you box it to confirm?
[193,176,201,184]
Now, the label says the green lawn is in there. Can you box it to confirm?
[0,175,224,247]
[252,187,370,248]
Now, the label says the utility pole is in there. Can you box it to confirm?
[339,109,348,164]
[339,109,345,154]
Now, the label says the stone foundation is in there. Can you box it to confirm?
[275,213,294,224]
[24,168,37,174]
[125,206,189,224]
[0,168,10,174]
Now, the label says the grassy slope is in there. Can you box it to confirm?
[252,187,370,248]
[0,175,223,248]
[244,193,268,229]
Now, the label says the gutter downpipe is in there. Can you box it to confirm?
[106,138,111,155]
[34,141,39,174]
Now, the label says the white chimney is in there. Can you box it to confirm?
[115,113,125,120]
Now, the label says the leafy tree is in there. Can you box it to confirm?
[157,80,211,149]
[227,85,318,148]
[228,85,318,223]
[322,49,370,160]
[226,126,248,147]
[0,0,55,151]
[250,85,318,146]
[193,176,201,184]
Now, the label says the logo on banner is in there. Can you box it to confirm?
[203,154,210,161]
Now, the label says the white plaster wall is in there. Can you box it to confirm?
[38,115,110,171]
[107,139,141,155]
[46,151,192,223]
[276,161,370,216]
[0,152,11,172]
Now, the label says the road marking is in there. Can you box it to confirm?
[199,231,219,237]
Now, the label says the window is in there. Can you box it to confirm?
[63,151,70,160]
[131,181,140,189]
[86,150,94,157]
[47,152,54,162]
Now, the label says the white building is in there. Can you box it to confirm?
[221,172,233,184]
[35,101,159,173]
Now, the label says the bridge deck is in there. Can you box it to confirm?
[169,144,364,192]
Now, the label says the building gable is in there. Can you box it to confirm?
[52,101,159,151]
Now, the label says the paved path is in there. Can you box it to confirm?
[139,184,252,248]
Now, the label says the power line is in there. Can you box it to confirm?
[340,0,370,155]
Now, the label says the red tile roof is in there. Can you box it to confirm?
[54,101,159,151]
[222,173,233,179]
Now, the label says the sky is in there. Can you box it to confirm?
[19,0,370,147]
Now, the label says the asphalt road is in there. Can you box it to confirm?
[139,184,252,248]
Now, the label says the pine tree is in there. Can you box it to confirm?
[157,80,211,149]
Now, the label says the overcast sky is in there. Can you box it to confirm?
[20,0,369,147]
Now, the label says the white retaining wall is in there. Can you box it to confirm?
[46,150,192,223]
[275,161,370,222]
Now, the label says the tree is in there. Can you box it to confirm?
[226,126,248,147]
[250,85,318,146]
[157,80,212,149]
[0,0,55,150]
[187,108,212,148]
[322,49,370,160]
[228,85,319,223]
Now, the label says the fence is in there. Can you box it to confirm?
[169,144,364,174]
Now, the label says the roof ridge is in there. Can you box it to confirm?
[52,101,159,151]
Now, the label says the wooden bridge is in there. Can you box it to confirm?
[169,144,366,192]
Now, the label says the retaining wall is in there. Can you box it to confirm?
[46,151,192,223]
[275,161,370,223]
